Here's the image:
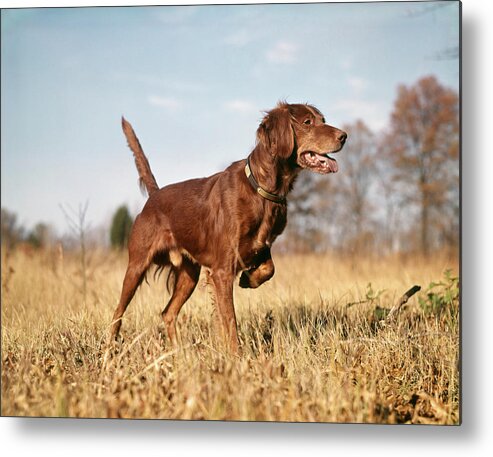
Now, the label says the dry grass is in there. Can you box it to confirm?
[1,247,459,424]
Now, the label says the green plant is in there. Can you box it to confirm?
[418,269,459,317]
[365,282,386,304]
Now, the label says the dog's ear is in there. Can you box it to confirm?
[256,105,294,159]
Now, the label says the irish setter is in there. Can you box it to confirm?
[110,102,347,353]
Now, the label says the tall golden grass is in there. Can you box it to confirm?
[1,247,459,423]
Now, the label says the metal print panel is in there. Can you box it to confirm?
[1,1,460,424]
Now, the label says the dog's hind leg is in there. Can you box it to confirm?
[162,258,201,346]
[109,259,149,341]
[109,222,157,341]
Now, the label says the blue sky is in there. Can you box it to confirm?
[1,1,459,235]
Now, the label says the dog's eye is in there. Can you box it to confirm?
[322,118,326,124]
[303,119,312,125]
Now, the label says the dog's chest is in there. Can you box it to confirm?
[263,204,287,240]
[240,205,286,262]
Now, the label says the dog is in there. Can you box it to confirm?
[110,102,347,353]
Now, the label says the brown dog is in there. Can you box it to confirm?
[110,102,347,353]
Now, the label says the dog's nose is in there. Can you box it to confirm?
[338,132,347,144]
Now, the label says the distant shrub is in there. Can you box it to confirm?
[110,205,133,249]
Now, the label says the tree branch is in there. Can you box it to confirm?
[386,285,421,322]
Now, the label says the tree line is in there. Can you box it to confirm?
[1,205,133,252]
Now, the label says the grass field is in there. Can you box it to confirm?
[1,247,459,424]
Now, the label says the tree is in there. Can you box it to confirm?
[335,120,378,253]
[61,202,92,306]
[1,208,25,249]
[384,75,459,255]
[283,171,328,252]
[110,205,133,249]
[26,222,53,249]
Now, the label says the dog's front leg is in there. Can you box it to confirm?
[210,268,239,354]
[239,247,275,289]
[239,258,275,289]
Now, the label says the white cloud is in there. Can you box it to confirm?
[224,29,253,47]
[111,72,206,93]
[347,77,369,95]
[265,41,299,64]
[223,99,257,115]
[340,57,353,70]
[332,98,387,132]
[332,75,386,131]
[147,76,205,93]
[147,95,182,110]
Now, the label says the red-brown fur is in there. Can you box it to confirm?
[110,102,347,353]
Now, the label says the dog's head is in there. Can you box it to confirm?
[256,102,347,174]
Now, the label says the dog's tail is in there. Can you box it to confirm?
[121,117,160,196]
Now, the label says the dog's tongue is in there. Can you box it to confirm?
[304,152,339,173]
[319,154,338,173]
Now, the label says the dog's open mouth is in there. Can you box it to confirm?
[299,152,339,174]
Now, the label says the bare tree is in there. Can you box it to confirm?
[335,120,378,254]
[282,171,335,252]
[60,202,91,305]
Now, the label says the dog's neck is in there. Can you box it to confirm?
[248,145,299,200]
